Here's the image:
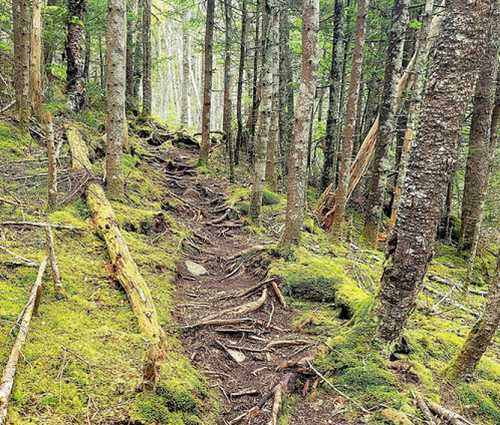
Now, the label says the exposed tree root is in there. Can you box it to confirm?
[203,288,268,321]
[0,258,47,424]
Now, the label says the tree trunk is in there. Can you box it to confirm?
[377,0,492,344]
[451,249,500,379]
[459,11,500,252]
[223,0,234,182]
[265,10,280,191]
[31,0,43,119]
[180,13,190,127]
[389,0,436,228]
[320,0,344,192]
[363,0,409,245]
[44,112,57,209]
[278,8,294,178]
[235,0,247,165]
[66,0,87,112]
[249,0,273,220]
[328,0,369,239]
[133,0,142,99]
[199,0,216,165]
[142,0,152,115]
[83,29,91,81]
[126,0,137,112]
[12,0,30,125]
[280,0,320,247]
[105,0,127,199]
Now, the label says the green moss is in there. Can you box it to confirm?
[456,381,500,424]
[0,122,33,160]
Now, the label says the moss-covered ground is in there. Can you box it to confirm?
[0,117,216,424]
[225,176,500,425]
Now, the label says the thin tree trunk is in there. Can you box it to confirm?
[126,0,137,112]
[99,36,106,91]
[83,29,91,81]
[31,0,43,119]
[66,0,87,112]
[133,0,142,99]
[459,11,500,252]
[278,8,294,177]
[105,0,127,199]
[280,0,319,247]
[363,0,410,245]
[12,0,30,125]
[248,0,261,164]
[320,0,344,192]
[180,13,190,127]
[377,0,492,344]
[249,0,273,220]
[142,0,152,115]
[265,10,280,191]
[44,112,57,210]
[235,0,247,164]
[450,248,500,379]
[328,0,369,239]
[223,0,235,181]
[199,0,216,165]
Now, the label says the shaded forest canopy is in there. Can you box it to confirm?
[0,0,499,424]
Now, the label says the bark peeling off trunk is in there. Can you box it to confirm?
[377,0,493,343]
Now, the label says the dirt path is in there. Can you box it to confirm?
[162,144,344,424]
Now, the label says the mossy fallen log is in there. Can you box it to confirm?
[65,124,166,387]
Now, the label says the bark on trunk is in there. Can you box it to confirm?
[363,0,410,245]
[249,0,273,220]
[126,0,137,112]
[235,0,247,164]
[180,13,190,127]
[66,0,87,112]
[223,0,234,181]
[0,258,47,424]
[328,0,369,238]
[12,0,31,125]
[451,249,500,379]
[377,0,492,344]
[459,10,500,252]
[105,0,127,199]
[278,8,294,177]
[280,0,320,247]
[142,0,152,115]
[31,0,43,119]
[265,10,280,191]
[66,126,166,387]
[320,0,344,192]
[199,0,216,165]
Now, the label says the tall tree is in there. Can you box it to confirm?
[328,0,369,238]
[66,0,87,112]
[377,0,493,344]
[126,0,137,112]
[249,0,273,219]
[30,0,43,119]
[180,13,190,127]
[320,0,344,192]
[223,0,234,181]
[278,7,294,176]
[247,0,261,164]
[199,0,216,165]
[235,0,247,164]
[363,0,410,244]
[142,0,152,116]
[12,0,30,125]
[280,0,320,247]
[450,249,500,379]
[459,13,500,253]
[105,0,128,198]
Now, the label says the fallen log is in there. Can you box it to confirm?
[414,392,436,425]
[0,221,80,231]
[66,125,166,387]
[426,400,475,425]
[0,258,47,424]
[46,226,63,298]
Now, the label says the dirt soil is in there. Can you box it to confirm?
[160,143,348,425]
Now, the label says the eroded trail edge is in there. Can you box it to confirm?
[160,145,342,425]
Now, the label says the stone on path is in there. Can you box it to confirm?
[185,260,208,276]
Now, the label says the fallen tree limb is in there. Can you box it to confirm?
[0,246,39,267]
[0,221,80,231]
[46,226,63,298]
[414,392,435,425]
[426,400,475,425]
[0,258,47,424]
[66,125,166,387]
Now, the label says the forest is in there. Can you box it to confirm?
[0,0,499,423]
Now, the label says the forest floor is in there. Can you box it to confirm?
[0,113,499,425]
[164,144,345,424]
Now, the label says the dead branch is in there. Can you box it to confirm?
[270,281,287,308]
[0,221,81,231]
[264,339,314,351]
[203,288,268,321]
[414,392,436,425]
[46,226,63,297]
[426,400,475,425]
[0,246,39,267]
[0,258,47,424]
